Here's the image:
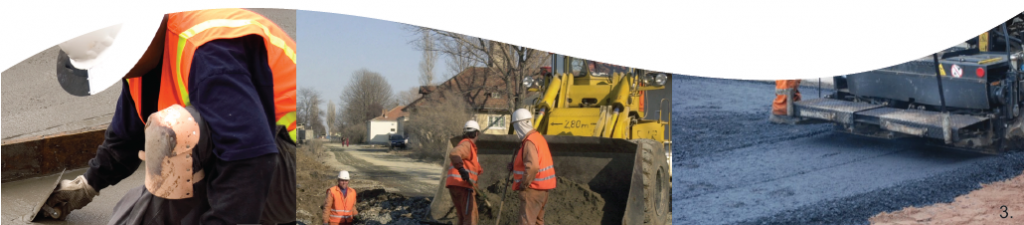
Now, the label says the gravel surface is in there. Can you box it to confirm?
[671,75,1024,225]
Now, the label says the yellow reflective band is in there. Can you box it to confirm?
[251,20,297,64]
[180,19,253,39]
[939,64,946,76]
[276,111,297,141]
[176,36,190,106]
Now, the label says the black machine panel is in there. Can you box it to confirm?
[846,53,1009,110]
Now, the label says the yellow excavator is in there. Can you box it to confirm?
[429,54,672,225]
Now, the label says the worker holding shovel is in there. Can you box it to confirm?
[446,120,486,225]
[40,8,296,225]
[510,109,556,225]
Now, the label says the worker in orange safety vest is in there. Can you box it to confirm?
[446,120,484,225]
[510,109,556,225]
[43,8,296,225]
[770,80,803,124]
[324,170,358,225]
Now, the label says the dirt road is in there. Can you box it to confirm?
[296,141,444,225]
[870,172,1024,224]
[672,75,1024,224]
[326,144,443,197]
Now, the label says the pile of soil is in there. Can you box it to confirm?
[437,178,611,225]
[869,172,1024,224]
[354,189,435,225]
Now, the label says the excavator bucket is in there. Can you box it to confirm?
[429,134,670,225]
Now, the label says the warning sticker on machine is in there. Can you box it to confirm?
[951,64,963,78]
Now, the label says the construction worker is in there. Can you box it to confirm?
[447,120,484,225]
[510,109,556,225]
[41,9,296,224]
[770,80,802,124]
[324,170,358,225]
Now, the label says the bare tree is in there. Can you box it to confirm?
[405,89,472,162]
[394,87,421,107]
[326,100,336,137]
[407,26,550,111]
[298,87,325,137]
[419,30,437,86]
[339,68,394,143]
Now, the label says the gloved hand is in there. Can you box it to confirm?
[43,175,99,220]
[507,162,513,172]
[458,168,472,183]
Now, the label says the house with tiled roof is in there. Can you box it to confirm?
[366,105,408,144]
[406,67,544,135]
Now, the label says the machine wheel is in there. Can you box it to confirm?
[641,139,671,225]
[625,139,671,225]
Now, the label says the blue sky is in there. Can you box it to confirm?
[297,10,446,109]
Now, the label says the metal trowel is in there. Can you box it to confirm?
[26,169,66,222]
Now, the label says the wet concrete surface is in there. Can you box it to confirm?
[671,75,1024,224]
[2,166,145,225]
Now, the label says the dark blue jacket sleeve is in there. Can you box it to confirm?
[190,35,282,224]
[84,81,146,190]
[189,35,279,161]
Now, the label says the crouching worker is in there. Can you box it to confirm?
[41,8,297,225]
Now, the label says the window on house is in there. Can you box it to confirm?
[488,115,507,129]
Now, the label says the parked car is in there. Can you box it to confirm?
[389,134,408,150]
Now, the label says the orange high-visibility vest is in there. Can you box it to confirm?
[446,138,482,189]
[512,131,556,191]
[328,186,357,224]
[124,8,297,141]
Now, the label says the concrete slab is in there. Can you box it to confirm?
[1,166,145,225]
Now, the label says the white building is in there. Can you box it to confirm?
[366,106,408,144]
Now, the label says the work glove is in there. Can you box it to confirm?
[458,168,472,184]
[43,175,99,220]
[507,162,513,172]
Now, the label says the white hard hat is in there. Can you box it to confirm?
[56,14,165,96]
[338,170,350,180]
[512,108,533,123]
[464,120,480,132]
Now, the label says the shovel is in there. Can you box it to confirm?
[465,179,493,217]
[493,147,521,225]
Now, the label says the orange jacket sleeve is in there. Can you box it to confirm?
[449,141,472,169]
[322,188,333,223]
[521,141,539,189]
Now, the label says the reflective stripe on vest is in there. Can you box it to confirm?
[446,138,482,189]
[124,8,297,142]
[329,186,357,223]
[512,131,556,191]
